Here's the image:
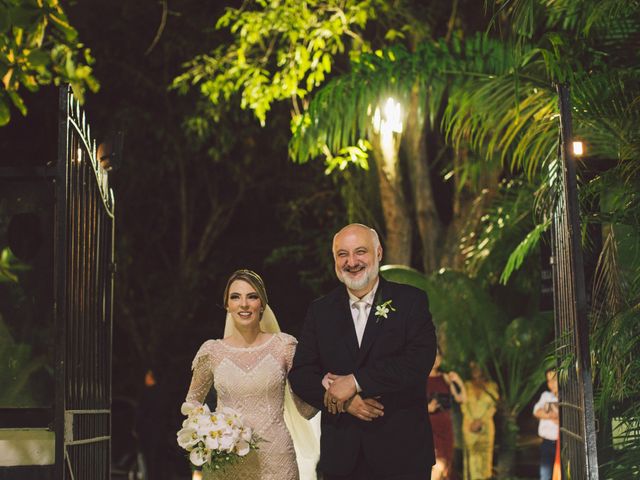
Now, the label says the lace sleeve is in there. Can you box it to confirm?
[280,333,319,420]
[185,340,215,404]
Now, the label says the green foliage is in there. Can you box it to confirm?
[443,74,558,178]
[0,0,98,126]
[0,246,29,282]
[379,264,432,292]
[173,0,383,125]
[290,34,520,167]
[264,165,348,297]
[0,320,47,407]
[471,1,640,475]
[380,265,553,417]
[500,218,550,284]
[586,175,640,473]
[459,176,551,303]
[442,2,640,181]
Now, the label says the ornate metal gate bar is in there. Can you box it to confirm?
[54,85,115,479]
[551,84,599,479]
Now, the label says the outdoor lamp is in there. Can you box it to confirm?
[572,141,584,157]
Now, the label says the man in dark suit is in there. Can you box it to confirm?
[289,223,437,480]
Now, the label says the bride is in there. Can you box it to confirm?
[184,269,320,479]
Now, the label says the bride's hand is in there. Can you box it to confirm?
[322,372,336,390]
[324,388,342,415]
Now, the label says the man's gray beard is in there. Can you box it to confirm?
[337,259,380,291]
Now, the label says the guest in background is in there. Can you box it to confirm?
[427,349,466,480]
[533,368,559,480]
[460,362,498,480]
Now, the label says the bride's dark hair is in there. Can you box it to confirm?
[223,269,268,308]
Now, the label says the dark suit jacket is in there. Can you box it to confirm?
[289,277,437,476]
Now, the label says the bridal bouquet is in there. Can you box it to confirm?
[177,401,257,472]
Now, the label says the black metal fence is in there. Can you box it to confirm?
[551,84,599,479]
[54,86,115,479]
[0,85,114,479]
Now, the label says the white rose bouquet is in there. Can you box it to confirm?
[177,401,258,473]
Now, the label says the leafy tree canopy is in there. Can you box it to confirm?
[172,0,387,125]
[0,0,98,126]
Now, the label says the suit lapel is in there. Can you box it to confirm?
[356,277,389,366]
[334,289,359,361]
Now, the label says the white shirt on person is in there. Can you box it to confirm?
[347,279,379,346]
[347,279,379,392]
[533,390,559,440]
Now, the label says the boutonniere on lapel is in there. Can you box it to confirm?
[374,299,396,323]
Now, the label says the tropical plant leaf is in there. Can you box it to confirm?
[500,218,551,284]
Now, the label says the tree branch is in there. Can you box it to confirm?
[145,0,168,56]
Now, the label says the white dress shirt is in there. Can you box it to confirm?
[347,280,379,393]
[347,279,379,346]
[533,390,559,440]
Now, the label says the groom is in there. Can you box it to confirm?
[289,223,437,479]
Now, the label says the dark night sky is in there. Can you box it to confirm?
[60,0,346,393]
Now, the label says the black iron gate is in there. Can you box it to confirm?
[0,86,113,479]
[551,84,599,479]
[54,85,115,479]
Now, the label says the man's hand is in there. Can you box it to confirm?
[345,395,384,422]
[327,374,357,403]
[322,373,339,414]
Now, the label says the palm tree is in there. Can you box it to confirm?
[441,0,640,475]
[290,34,520,271]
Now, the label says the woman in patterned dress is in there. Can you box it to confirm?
[460,361,498,480]
[184,270,319,479]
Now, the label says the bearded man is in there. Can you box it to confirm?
[289,223,437,480]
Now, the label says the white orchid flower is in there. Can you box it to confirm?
[204,430,221,451]
[176,426,200,450]
[189,446,210,467]
[181,401,209,416]
[221,407,242,428]
[374,299,396,322]
[235,439,250,456]
[240,427,253,442]
[177,405,256,469]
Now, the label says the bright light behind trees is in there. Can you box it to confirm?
[372,97,403,135]
[372,97,403,175]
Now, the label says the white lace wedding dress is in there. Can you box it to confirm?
[186,332,316,480]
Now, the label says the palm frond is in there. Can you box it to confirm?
[572,69,640,167]
[443,58,561,177]
[500,218,551,284]
[545,0,640,38]
[461,178,539,277]
[289,33,521,165]
[591,227,626,326]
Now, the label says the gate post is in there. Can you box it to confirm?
[553,83,599,479]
